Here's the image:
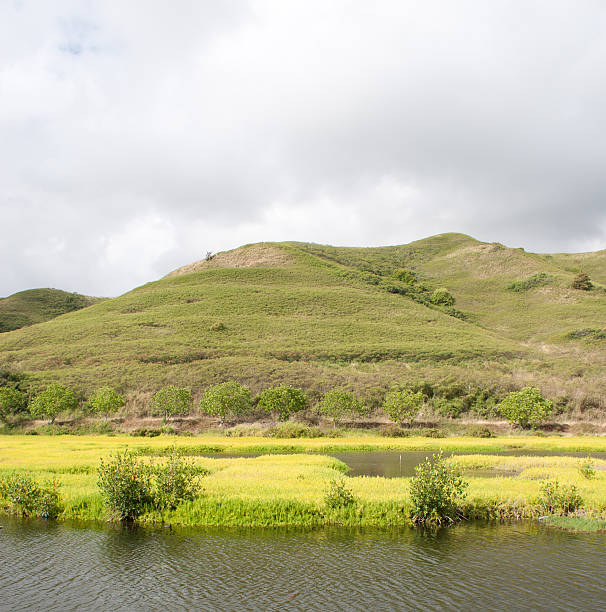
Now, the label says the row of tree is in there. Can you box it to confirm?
[0,381,554,428]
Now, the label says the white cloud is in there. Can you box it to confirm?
[1,0,606,296]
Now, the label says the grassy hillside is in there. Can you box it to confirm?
[0,236,605,412]
[0,288,103,333]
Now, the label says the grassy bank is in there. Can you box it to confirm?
[1,435,606,528]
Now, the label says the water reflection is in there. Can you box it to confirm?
[1,518,605,611]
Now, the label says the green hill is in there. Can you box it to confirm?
[0,289,103,333]
[0,236,604,411]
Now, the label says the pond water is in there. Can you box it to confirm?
[331,450,606,478]
[1,519,605,611]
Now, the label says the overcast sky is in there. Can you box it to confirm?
[2,1,606,296]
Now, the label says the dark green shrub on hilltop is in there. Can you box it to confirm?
[430,288,455,306]
[571,272,593,291]
[507,272,554,292]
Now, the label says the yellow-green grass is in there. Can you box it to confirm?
[2,435,606,527]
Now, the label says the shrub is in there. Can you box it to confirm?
[200,381,252,424]
[97,450,153,521]
[130,428,161,437]
[465,426,494,438]
[256,385,308,421]
[225,424,266,437]
[324,478,356,509]
[432,397,465,419]
[209,321,226,331]
[0,387,27,424]
[0,473,61,518]
[571,272,593,291]
[507,273,553,292]
[419,428,446,438]
[29,384,78,423]
[150,386,192,420]
[578,456,596,480]
[430,288,455,306]
[392,268,417,284]
[383,389,423,425]
[378,424,409,437]
[409,452,468,526]
[264,423,323,438]
[316,389,366,427]
[89,386,125,419]
[153,447,204,510]
[498,387,554,429]
[538,480,583,515]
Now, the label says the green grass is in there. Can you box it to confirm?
[2,435,606,527]
[541,515,606,533]
[0,235,605,411]
[0,288,103,333]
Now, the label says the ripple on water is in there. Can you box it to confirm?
[1,520,605,611]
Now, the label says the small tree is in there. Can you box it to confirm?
[0,387,27,424]
[150,386,192,421]
[383,389,424,425]
[571,272,593,291]
[317,389,365,427]
[257,385,307,421]
[498,387,554,429]
[29,383,78,423]
[430,288,455,306]
[200,381,251,425]
[89,386,125,419]
[409,451,468,526]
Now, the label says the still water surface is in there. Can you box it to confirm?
[1,519,605,611]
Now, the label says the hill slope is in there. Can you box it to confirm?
[0,235,604,410]
[0,289,103,333]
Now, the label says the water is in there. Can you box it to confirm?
[1,519,605,611]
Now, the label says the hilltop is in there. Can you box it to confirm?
[0,288,104,333]
[0,234,604,413]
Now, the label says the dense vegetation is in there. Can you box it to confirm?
[0,234,605,420]
[0,288,102,333]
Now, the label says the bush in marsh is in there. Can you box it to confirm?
[538,480,583,515]
[97,450,153,521]
[264,423,324,438]
[324,478,356,509]
[29,383,78,423]
[578,456,596,480]
[256,385,308,421]
[153,446,206,510]
[0,472,61,518]
[150,386,193,420]
[200,381,252,424]
[409,451,468,526]
[498,387,554,429]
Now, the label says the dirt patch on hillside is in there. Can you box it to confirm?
[167,244,294,277]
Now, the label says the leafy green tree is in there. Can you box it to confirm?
[150,386,192,421]
[89,386,125,419]
[0,387,27,424]
[29,384,78,423]
[571,272,593,291]
[498,386,554,429]
[257,385,307,421]
[383,389,423,425]
[317,389,365,427]
[430,288,455,306]
[200,381,251,424]
[409,451,468,526]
